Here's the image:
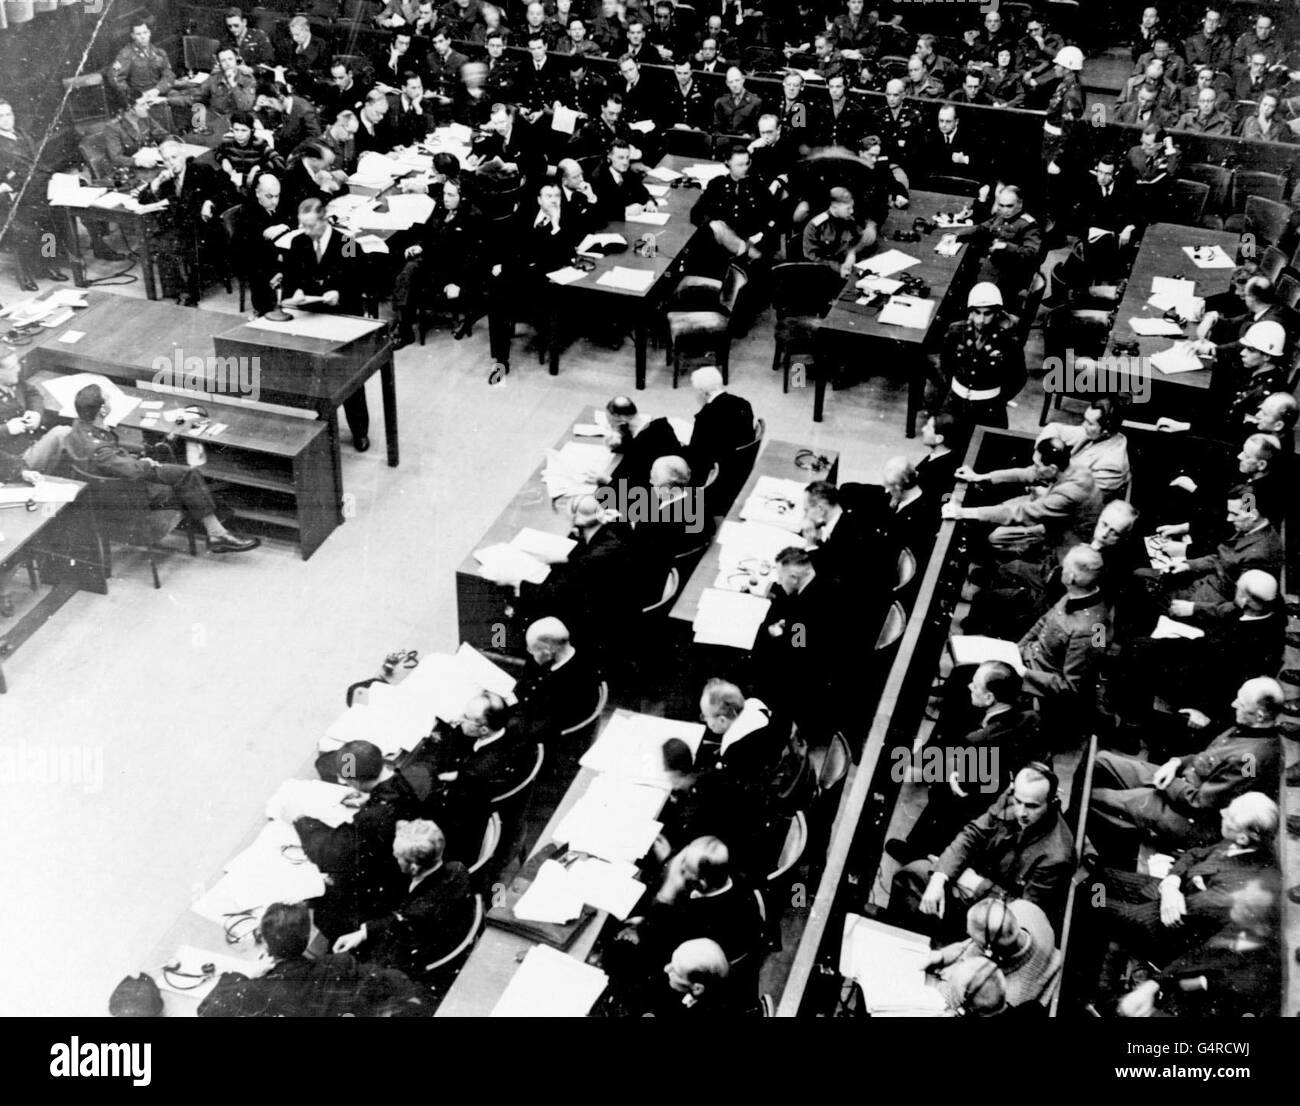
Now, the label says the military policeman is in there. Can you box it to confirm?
[110,19,182,105]
[939,282,1027,433]
[964,185,1042,300]
[803,187,874,279]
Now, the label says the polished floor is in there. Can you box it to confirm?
[0,241,1056,1016]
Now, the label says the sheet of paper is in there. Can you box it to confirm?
[628,119,656,134]
[856,248,922,277]
[552,776,666,863]
[475,541,550,585]
[877,294,936,330]
[551,104,579,134]
[490,945,608,1017]
[1150,340,1206,375]
[1182,244,1234,269]
[716,519,808,566]
[1150,615,1205,640]
[579,710,705,785]
[0,480,80,505]
[856,274,904,294]
[1128,315,1185,337]
[645,166,682,182]
[739,475,809,533]
[265,778,358,828]
[625,209,670,226]
[596,266,656,293]
[243,313,384,343]
[840,914,947,1016]
[681,162,727,185]
[453,642,517,701]
[40,372,139,427]
[645,184,670,199]
[565,857,646,920]
[1148,292,1204,319]
[57,329,85,344]
[384,192,436,224]
[547,266,588,285]
[576,232,628,253]
[1151,276,1196,297]
[511,859,586,923]
[948,634,1025,675]
[512,527,577,564]
[557,440,614,478]
[693,587,771,648]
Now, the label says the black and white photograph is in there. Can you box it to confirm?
[0,0,1297,1070]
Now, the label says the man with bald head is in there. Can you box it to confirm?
[1087,678,1285,866]
[870,77,925,175]
[514,616,602,743]
[656,937,738,1015]
[687,366,755,512]
[231,172,290,315]
[963,184,1043,300]
[557,157,598,233]
[712,66,763,136]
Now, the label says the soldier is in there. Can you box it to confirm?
[110,19,182,106]
[1175,86,1234,137]
[857,135,910,225]
[802,187,875,285]
[223,8,275,72]
[965,185,1042,301]
[689,143,777,270]
[938,282,1027,433]
[870,78,925,180]
[822,73,868,150]
[1125,124,1180,224]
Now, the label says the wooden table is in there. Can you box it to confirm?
[59,203,168,300]
[547,154,710,389]
[0,477,102,693]
[1105,222,1242,424]
[815,190,977,432]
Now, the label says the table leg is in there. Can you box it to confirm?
[635,319,648,390]
[380,357,399,468]
[813,369,826,423]
[140,216,158,301]
[324,408,344,521]
[63,209,87,288]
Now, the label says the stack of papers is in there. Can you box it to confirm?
[856,249,921,277]
[1150,341,1205,375]
[716,519,807,567]
[46,172,107,206]
[347,151,406,190]
[1150,615,1204,640]
[552,774,666,863]
[1128,315,1185,337]
[512,527,576,564]
[1148,291,1204,319]
[191,821,328,925]
[0,480,80,505]
[319,679,432,757]
[551,104,579,134]
[877,294,936,330]
[596,266,657,293]
[41,372,139,428]
[579,710,705,785]
[577,232,628,254]
[693,587,771,649]
[513,855,647,922]
[1182,244,1234,269]
[681,162,728,185]
[948,635,1026,675]
[739,475,809,533]
[547,266,587,285]
[645,166,682,183]
[265,779,358,827]
[490,945,608,1017]
[541,441,615,499]
[374,643,517,730]
[475,542,550,585]
[840,913,948,1016]
[857,274,904,295]
[513,859,586,923]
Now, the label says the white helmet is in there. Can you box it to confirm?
[1054,46,1084,72]
[1241,320,1286,358]
[968,282,1003,309]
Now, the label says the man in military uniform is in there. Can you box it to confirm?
[802,187,873,301]
[1174,86,1235,137]
[104,91,168,176]
[964,185,1042,301]
[664,59,707,131]
[1044,45,1084,118]
[1125,124,1180,225]
[109,20,183,107]
[938,282,1027,434]
[0,100,69,289]
[689,143,777,272]
[870,79,925,180]
[65,384,259,553]
[223,8,273,70]
[822,73,868,149]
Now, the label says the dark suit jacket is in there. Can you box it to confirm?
[231,197,290,279]
[1072,179,1139,235]
[609,417,683,495]
[514,57,563,113]
[354,114,401,159]
[640,879,765,962]
[689,390,755,506]
[198,953,421,1017]
[589,161,652,221]
[388,93,437,147]
[282,227,363,313]
[150,158,230,235]
[808,505,892,620]
[274,97,323,153]
[918,126,985,182]
[365,861,476,977]
[958,707,1045,786]
[513,650,603,744]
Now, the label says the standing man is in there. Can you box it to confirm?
[937,282,1026,434]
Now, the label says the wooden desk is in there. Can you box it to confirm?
[436,708,675,1018]
[669,440,840,627]
[547,154,709,389]
[59,203,168,300]
[815,190,976,432]
[1106,222,1241,424]
[27,370,338,559]
[0,477,103,693]
[454,408,617,658]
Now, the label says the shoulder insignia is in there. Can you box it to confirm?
[810,211,829,226]
[1019,213,1037,224]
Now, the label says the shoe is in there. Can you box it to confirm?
[1287,814,1300,836]
[392,329,414,350]
[18,276,37,292]
[0,593,12,619]
[178,294,199,307]
[44,268,68,282]
[1289,884,1300,905]
[1286,761,1300,786]
[92,244,128,261]
[354,435,370,453]
[453,318,473,340]
[207,533,260,553]
[883,838,920,865]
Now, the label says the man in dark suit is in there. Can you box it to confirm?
[372,31,425,90]
[331,818,476,979]
[1054,154,1140,295]
[696,678,787,793]
[887,661,1044,864]
[687,365,755,512]
[281,15,328,99]
[141,137,232,305]
[664,59,708,131]
[604,394,682,496]
[281,198,372,452]
[515,31,564,117]
[918,104,983,184]
[255,81,322,154]
[231,172,292,315]
[354,89,398,158]
[589,138,654,222]
[568,92,637,163]
[516,616,603,743]
[277,143,341,234]
[473,102,545,190]
[801,479,891,613]
[556,158,599,237]
[424,28,469,100]
[387,72,437,147]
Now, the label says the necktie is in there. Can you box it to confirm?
[315,236,324,261]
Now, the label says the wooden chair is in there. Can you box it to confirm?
[62,73,110,128]
[560,678,609,741]
[665,264,749,387]
[769,261,831,394]
[893,546,917,594]
[78,132,114,184]
[489,743,545,806]
[218,204,250,312]
[1227,195,1292,250]
[70,463,198,589]
[765,810,809,887]
[641,566,681,615]
[1168,179,1210,228]
[422,893,485,984]
[1277,273,1300,311]
[1182,162,1231,218]
[467,812,502,890]
[873,599,907,652]
[183,35,221,74]
[1258,244,1290,284]
[1229,168,1287,213]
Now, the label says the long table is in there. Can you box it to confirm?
[1105,221,1242,425]
[815,190,976,432]
[547,154,709,389]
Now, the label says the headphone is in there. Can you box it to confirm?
[1020,759,1060,805]
[161,960,217,990]
[794,449,831,472]
[222,909,262,946]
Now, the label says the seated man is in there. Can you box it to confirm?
[0,352,65,481]
[589,138,655,223]
[695,677,785,792]
[686,366,755,512]
[198,901,424,1017]
[653,938,744,1015]
[801,479,890,600]
[603,395,682,495]
[230,172,291,316]
[879,456,940,562]
[915,410,962,501]
[946,438,1102,558]
[801,186,875,292]
[688,143,777,270]
[926,896,1061,1013]
[1160,491,1283,612]
[514,616,603,747]
[280,198,371,453]
[888,661,1044,865]
[64,384,257,553]
[142,137,230,305]
[286,739,425,939]
[1086,677,1285,866]
[1038,399,1131,498]
[632,454,711,566]
[961,185,1042,301]
[332,819,476,980]
[889,763,1075,940]
[1088,792,1279,980]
